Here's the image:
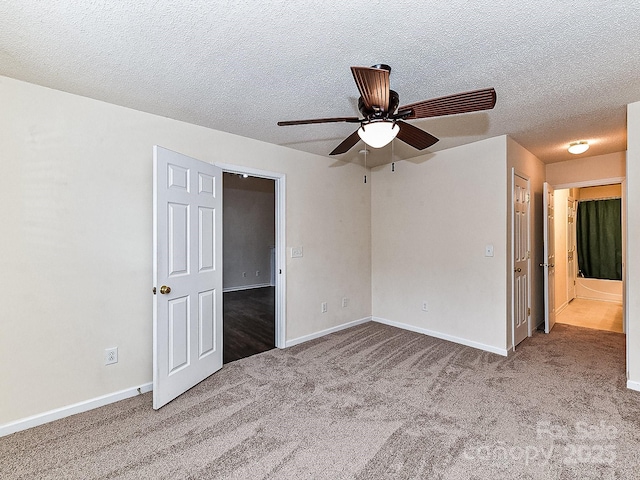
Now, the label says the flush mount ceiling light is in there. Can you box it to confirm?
[357,120,400,149]
[568,140,589,155]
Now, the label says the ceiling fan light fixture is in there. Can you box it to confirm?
[357,121,400,148]
[568,140,589,155]
[277,65,496,156]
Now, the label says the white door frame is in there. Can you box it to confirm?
[511,169,532,351]
[550,176,627,375]
[567,195,577,304]
[622,177,628,360]
[216,162,286,348]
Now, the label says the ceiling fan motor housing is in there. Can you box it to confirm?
[371,64,392,72]
[359,90,399,119]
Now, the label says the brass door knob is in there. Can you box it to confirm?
[515,267,522,273]
[160,285,171,295]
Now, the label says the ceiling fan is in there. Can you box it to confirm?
[278,64,496,155]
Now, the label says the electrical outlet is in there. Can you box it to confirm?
[256,270,260,277]
[242,272,247,277]
[105,347,118,365]
[321,302,327,313]
[342,297,349,308]
[422,301,429,312]
[291,246,303,258]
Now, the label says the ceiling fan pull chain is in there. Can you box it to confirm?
[391,139,395,172]
[364,148,367,184]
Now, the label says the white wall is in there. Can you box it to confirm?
[627,101,640,387]
[371,136,508,354]
[578,184,622,200]
[223,174,275,290]
[0,76,372,425]
[546,152,626,186]
[506,137,546,340]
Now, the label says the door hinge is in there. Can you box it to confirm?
[526,194,530,203]
[527,307,531,316]
[153,287,157,295]
[527,251,530,259]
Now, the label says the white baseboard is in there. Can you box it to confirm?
[576,295,623,304]
[285,317,371,348]
[372,317,508,357]
[627,380,640,393]
[0,382,152,438]
[223,283,271,293]
[556,302,568,316]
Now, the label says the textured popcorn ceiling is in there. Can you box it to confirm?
[1,1,639,165]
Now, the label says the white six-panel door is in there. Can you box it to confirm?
[153,146,223,409]
[513,174,530,347]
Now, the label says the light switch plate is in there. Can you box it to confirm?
[485,244,494,257]
[291,246,303,258]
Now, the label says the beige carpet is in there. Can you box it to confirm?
[557,298,623,333]
[2,322,639,479]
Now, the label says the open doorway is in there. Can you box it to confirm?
[152,147,286,408]
[222,172,276,363]
[552,183,624,334]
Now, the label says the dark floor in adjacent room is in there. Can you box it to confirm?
[223,286,275,364]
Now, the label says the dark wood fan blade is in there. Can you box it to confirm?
[278,117,360,126]
[396,121,439,150]
[400,88,496,119]
[330,130,361,155]
[351,66,390,112]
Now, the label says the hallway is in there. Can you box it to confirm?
[556,298,623,333]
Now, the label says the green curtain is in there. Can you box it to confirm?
[576,198,622,280]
